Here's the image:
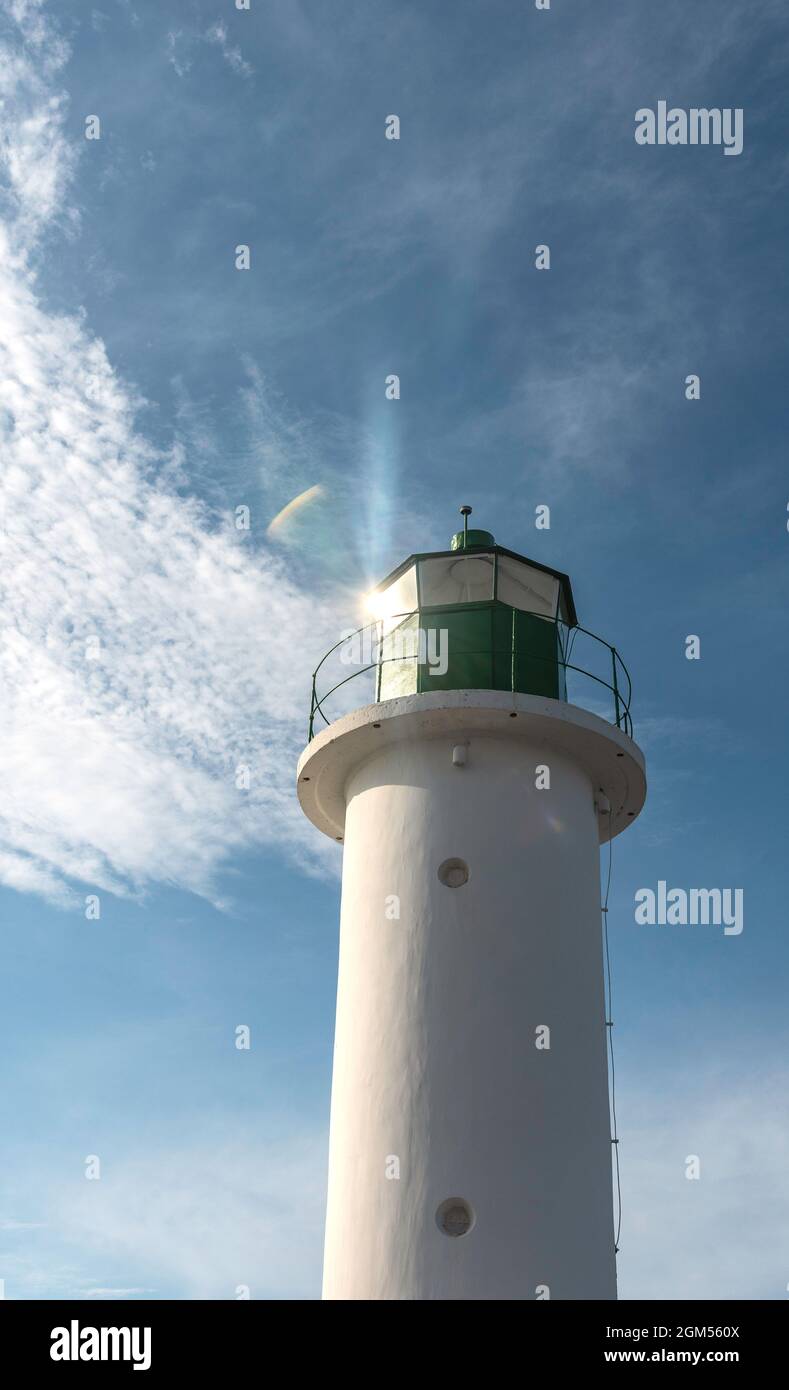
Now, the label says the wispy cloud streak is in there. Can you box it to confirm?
[0,2,336,907]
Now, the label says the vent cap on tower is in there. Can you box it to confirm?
[450,529,495,550]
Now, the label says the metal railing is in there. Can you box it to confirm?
[308,610,633,741]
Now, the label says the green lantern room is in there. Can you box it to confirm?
[367,509,578,704]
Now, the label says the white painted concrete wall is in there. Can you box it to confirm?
[321,726,617,1300]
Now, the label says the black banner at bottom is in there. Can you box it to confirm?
[2,1298,783,1376]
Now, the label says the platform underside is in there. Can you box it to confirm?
[298,689,646,844]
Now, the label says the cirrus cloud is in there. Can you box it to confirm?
[0,1,338,909]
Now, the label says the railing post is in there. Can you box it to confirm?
[375,620,382,701]
[611,647,621,729]
[309,675,316,741]
[511,607,516,693]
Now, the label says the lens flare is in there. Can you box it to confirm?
[266,484,324,537]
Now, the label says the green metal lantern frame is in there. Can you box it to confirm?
[308,608,633,742]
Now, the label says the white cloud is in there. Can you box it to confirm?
[205,21,253,79]
[166,21,253,81]
[617,1069,789,1299]
[53,1130,326,1299]
[85,1287,157,1297]
[0,5,340,908]
[166,30,192,79]
[0,4,73,240]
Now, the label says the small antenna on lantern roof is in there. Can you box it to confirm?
[460,505,472,548]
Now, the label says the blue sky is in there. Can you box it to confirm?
[0,0,787,1299]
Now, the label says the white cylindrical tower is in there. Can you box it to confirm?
[298,518,646,1301]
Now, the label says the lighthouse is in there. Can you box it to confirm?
[297,511,646,1301]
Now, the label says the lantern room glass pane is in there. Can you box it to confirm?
[418,553,495,607]
[378,612,419,698]
[369,565,417,634]
[496,556,560,618]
